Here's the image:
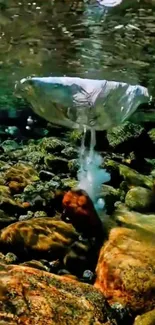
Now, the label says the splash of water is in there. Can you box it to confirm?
[77,128,110,212]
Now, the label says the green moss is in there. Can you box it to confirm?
[107,122,144,149]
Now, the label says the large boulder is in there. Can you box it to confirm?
[0,263,109,325]
[94,226,155,313]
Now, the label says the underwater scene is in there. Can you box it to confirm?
[0,0,155,324]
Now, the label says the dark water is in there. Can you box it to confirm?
[0,0,155,115]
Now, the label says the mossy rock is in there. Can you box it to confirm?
[67,130,83,145]
[61,146,78,159]
[44,154,69,173]
[22,181,55,208]
[148,128,155,145]
[61,178,78,190]
[125,186,155,212]
[1,140,20,152]
[68,159,79,175]
[104,160,153,189]
[39,137,66,154]
[25,151,45,165]
[100,184,121,214]
[4,163,39,193]
[113,203,155,234]
[107,121,144,151]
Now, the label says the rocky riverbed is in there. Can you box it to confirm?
[0,118,154,324]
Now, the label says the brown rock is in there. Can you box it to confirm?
[4,163,39,193]
[134,309,155,325]
[21,259,50,272]
[0,218,79,259]
[0,263,108,325]
[0,185,24,210]
[94,227,155,313]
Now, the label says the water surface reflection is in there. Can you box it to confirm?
[0,0,155,109]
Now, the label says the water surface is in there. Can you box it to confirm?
[0,0,155,112]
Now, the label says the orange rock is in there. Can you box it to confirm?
[62,189,103,238]
[0,263,108,325]
[22,201,31,208]
[94,227,155,313]
[9,180,24,193]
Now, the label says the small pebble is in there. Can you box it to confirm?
[82,270,94,281]
[5,252,18,264]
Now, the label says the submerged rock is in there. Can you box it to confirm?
[0,185,26,211]
[21,259,50,272]
[104,160,153,189]
[107,121,144,151]
[67,129,83,145]
[148,128,155,145]
[4,163,39,193]
[0,209,16,228]
[63,239,99,277]
[44,154,69,173]
[0,263,110,325]
[134,309,155,325]
[113,203,155,234]
[94,226,155,313]
[1,139,20,152]
[68,158,79,176]
[61,146,78,159]
[62,189,104,239]
[39,136,66,153]
[0,218,79,259]
[100,184,121,214]
[125,186,155,212]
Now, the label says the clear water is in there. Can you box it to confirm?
[0,0,155,114]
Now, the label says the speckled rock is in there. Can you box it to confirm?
[4,252,18,264]
[0,218,79,259]
[61,178,78,190]
[4,163,39,193]
[39,136,66,153]
[125,186,155,212]
[134,309,155,325]
[61,146,78,159]
[21,181,57,209]
[94,226,155,313]
[0,263,110,325]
